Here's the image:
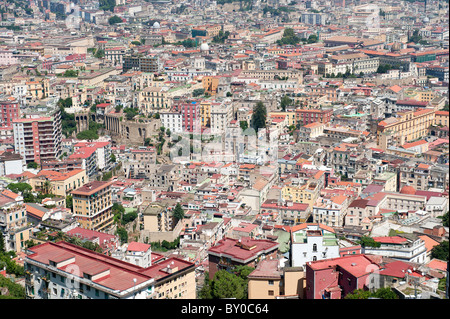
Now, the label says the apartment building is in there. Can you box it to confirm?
[305,254,381,299]
[123,55,160,73]
[71,181,113,232]
[397,162,448,191]
[207,237,279,280]
[160,110,183,133]
[247,259,283,299]
[210,100,233,134]
[281,180,321,209]
[179,101,201,133]
[296,108,333,126]
[0,98,20,128]
[104,46,126,66]
[24,241,196,299]
[12,112,62,165]
[377,108,435,150]
[313,194,350,227]
[261,199,311,225]
[0,189,31,253]
[140,86,171,115]
[29,169,88,198]
[362,235,427,264]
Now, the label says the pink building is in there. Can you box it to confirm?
[1,98,20,128]
[179,101,201,132]
[305,254,382,299]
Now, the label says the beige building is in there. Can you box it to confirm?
[29,169,88,198]
[377,108,435,150]
[248,260,283,299]
[150,258,197,299]
[71,181,113,231]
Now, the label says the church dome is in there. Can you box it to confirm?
[400,185,416,195]
[200,42,209,51]
[153,21,160,28]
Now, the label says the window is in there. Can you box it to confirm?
[268,280,274,286]
[268,290,274,296]
[313,243,317,252]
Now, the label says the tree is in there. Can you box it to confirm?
[116,227,128,244]
[99,0,116,11]
[76,129,99,140]
[359,236,381,248]
[66,195,73,210]
[27,162,38,169]
[307,34,318,44]
[193,88,205,97]
[239,120,248,131]
[7,183,32,194]
[344,289,372,299]
[280,95,292,111]
[94,49,105,59]
[172,203,185,221]
[108,15,122,25]
[441,211,448,227]
[277,28,300,46]
[250,101,267,131]
[211,270,246,299]
[431,241,449,261]
[345,287,398,299]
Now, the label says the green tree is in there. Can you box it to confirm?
[0,275,25,299]
[239,120,248,131]
[99,0,116,11]
[358,236,381,248]
[116,227,128,244]
[172,203,185,221]
[27,161,38,169]
[280,95,292,111]
[372,287,398,299]
[431,241,449,261]
[344,289,372,299]
[7,183,32,194]
[76,129,99,140]
[94,49,105,59]
[66,195,73,210]
[211,270,246,299]
[250,101,267,131]
[108,15,123,25]
[441,211,448,227]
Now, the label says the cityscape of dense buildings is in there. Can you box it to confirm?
[0,0,448,304]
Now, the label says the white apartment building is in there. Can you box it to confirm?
[24,241,155,300]
[160,111,183,133]
[290,223,340,268]
[362,235,427,264]
[313,195,350,227]
[210,100,233,135]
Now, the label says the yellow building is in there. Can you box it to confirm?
[377,108,435,150]
[435,111,449,127]
[200,100,211,127]
[202,76,219,95]
[248,260,283,299]
[151,259,197,299]
[26,80,48,100]
[29,169,88,198]
[281,181,320,209]
[268,111,297,127]
[71,181,113,231]
[140,86,171,115]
